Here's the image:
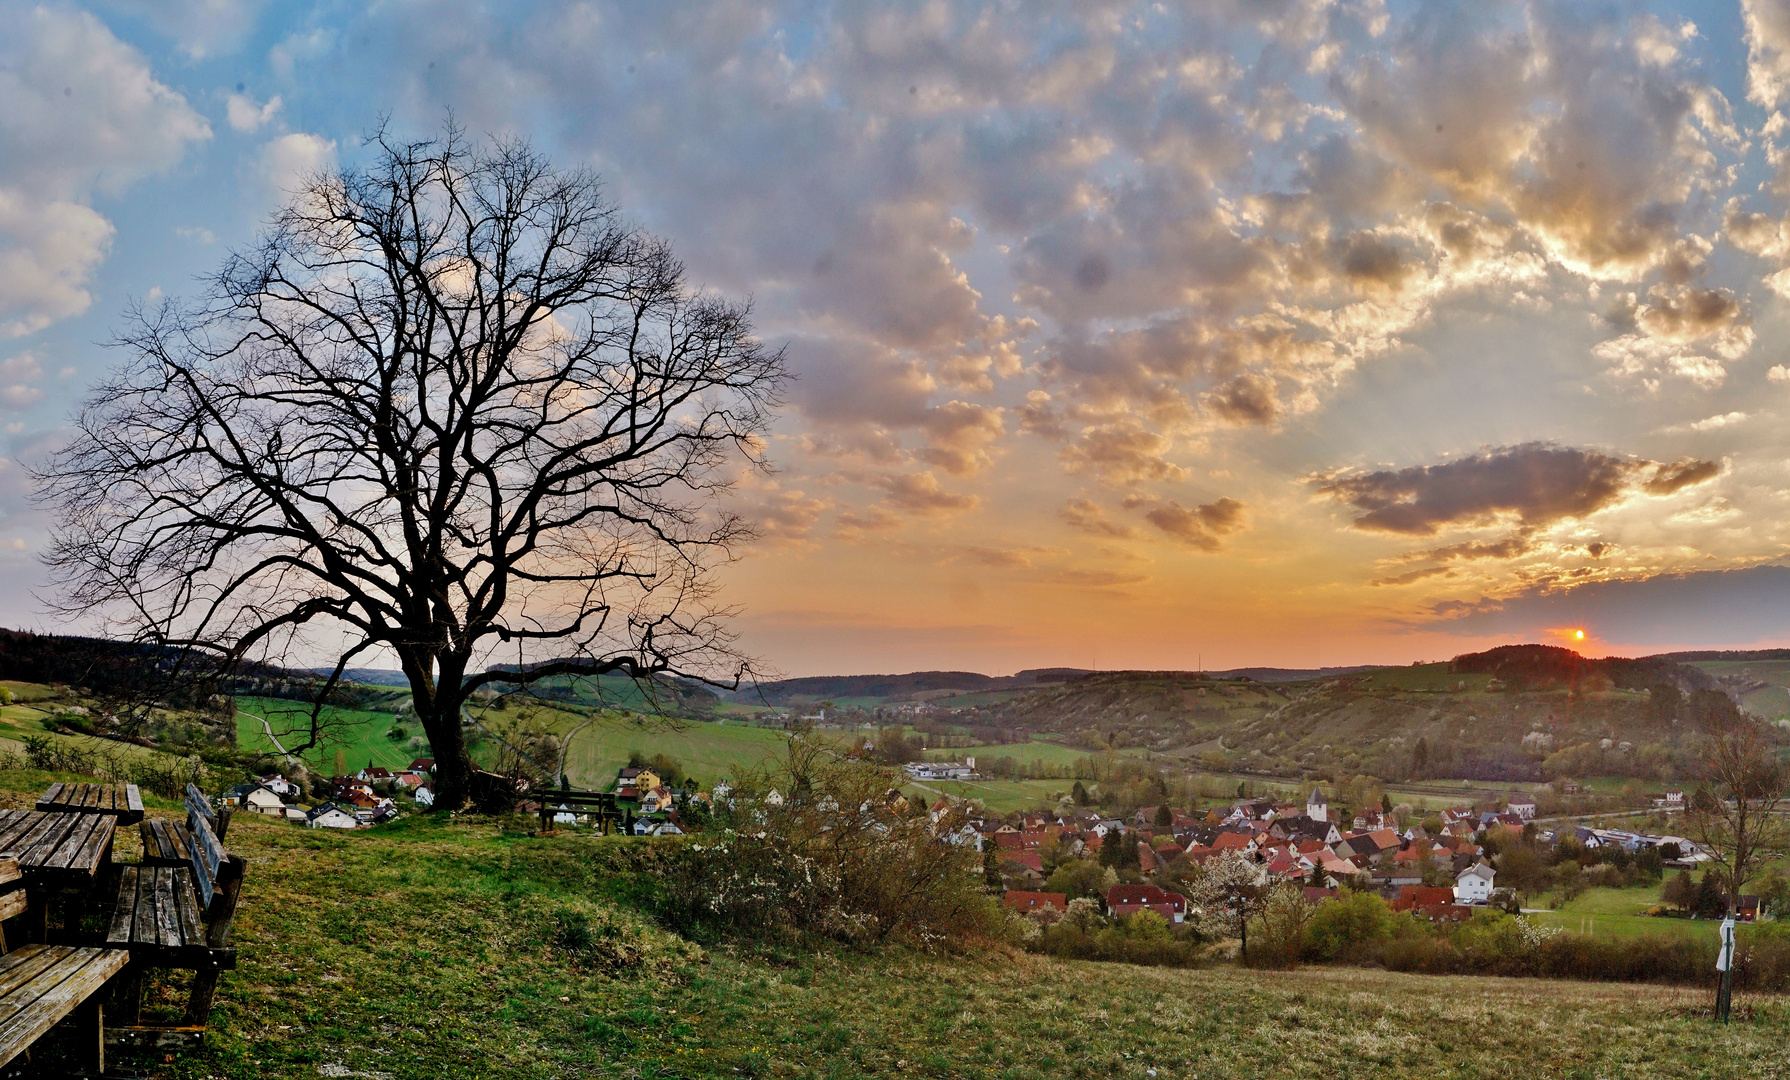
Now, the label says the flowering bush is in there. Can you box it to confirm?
[652,733,1000,948]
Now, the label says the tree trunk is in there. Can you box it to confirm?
[1239,915,1248,965]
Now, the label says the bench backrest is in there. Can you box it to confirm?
[185,802,246,948]
[184,783,229,842]
[549,792,619,808]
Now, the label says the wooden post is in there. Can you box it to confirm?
[215,806,232,843]
[185,969,222,1027]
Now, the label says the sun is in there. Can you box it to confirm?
[1573,629,1585,641]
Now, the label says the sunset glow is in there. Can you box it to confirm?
[2,3,1790,675]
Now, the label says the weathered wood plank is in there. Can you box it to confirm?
[69,815,113,876]
[172,872,203,948]
[106,868,140,945]
[0,857,22,887]
[125,783,144,817]
[153,869,182,949]
[0,947,128,1067]
[0,948,66,1000]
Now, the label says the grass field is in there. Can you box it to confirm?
[39,794,1786,1080]
[906,777,1071,812]
[236,696,432,775]
[558,717,794,790]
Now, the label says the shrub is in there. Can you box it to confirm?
[1305,890,1393,961]
[653,734,999,949]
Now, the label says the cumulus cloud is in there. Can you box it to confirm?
[259,132,336,204]
[872,471,978,516]
[1315,443,1718,536]
[1142,498,1247,551]
[1059,498,1140,539]
[1060,422,1188,486]
[0,5,209,336]
[744,488,828,546]
[226,92,282,133]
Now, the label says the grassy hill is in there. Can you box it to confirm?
[46,789,1787,1079]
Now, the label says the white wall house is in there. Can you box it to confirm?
[244,787,286,816]
[1455,862,1496,904]
[1306,787,1327,823]
[1507,795,1537,820]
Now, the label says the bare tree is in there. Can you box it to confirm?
[36,124,786,810]
[1687,692,1789,910]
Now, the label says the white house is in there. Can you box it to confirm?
[1455,861,1496,904]
[257,774,300,797]
[306,803,359,830]
[1507,794,1537,820]
[413,785,434,808]
[242,786,286,816]
[1306,787,1328,823]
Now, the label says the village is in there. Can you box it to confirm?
[972,784,1721,928]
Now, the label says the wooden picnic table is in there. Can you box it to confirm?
[0,810,117,947]
[35,782,143,826]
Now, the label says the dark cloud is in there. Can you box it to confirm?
[1203,373,1280,425]
[1419,565,1790,646]
[1143,498,1246,551]
[1644,457,1722,495]
[1419,533,1537,561]
[1315,443,1716,537]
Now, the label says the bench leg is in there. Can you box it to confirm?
[184,970,221,1027]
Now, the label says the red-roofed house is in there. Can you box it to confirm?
[1107,884,1188,923]
[1003,891,1067,916]
[1212,831,1258,855]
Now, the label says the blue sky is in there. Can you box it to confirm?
[10,1,1790,675]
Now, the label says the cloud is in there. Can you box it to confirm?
[962,546,1038,570]
[0,5,208,336]
[745,489,828,545]
[226,92,282,133]
[1743,0,1790,109]
[1142,498,1246,551]
[1046,568,1150,588]
[1060,422,1188,486]
[1314,443,1717,536]
[1370,566,1457,588]
[1059,498,1140,539]
[94,0,270,58]
[872,471,979,516]
[1643,457,1722,495]
[1419,564,1790,646]
[259,133,336,204]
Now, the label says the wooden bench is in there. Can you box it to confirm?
[538,790,622,833]
[0,946,127,1077]
[139,784,229,869]
[108,792,244,1031]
